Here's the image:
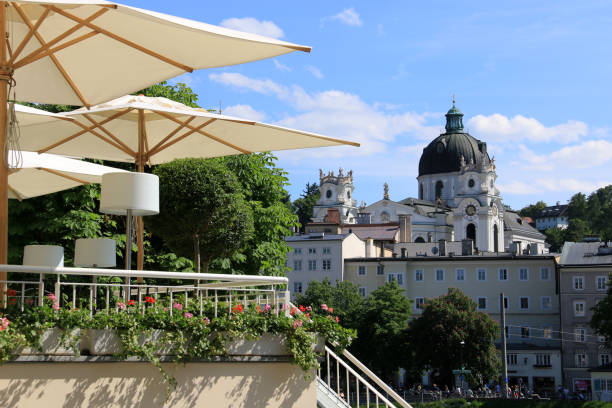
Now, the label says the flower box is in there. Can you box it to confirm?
[81,329,123,355]
[18,328,81,356]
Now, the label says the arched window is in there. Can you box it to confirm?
[380,211,390,223]
[493,224,499,252]
[419,183,424,200]
[435,181,444,200]
[466,223,476,242]
[415,236,426,243]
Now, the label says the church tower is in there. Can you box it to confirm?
[417,101,504,252]
[311,168,358,224]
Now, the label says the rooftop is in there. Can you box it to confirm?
[559,241,612,266]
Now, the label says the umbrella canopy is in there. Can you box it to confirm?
[5,0,310,107]
[8,150,126,200]
[19,94,360,164]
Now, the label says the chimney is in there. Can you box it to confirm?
[327,208,340,224]
[461,239,474,256]
[438,239,446,256]
[366,238,376,258]
[401,248,407,258]
[398,214,412,243]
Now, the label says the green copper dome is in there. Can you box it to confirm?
[445,103,464,133]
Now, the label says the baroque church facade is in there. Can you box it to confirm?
[310,102,545,254]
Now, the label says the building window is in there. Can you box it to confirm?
[477,297,487,310]
[541,296,552,310]
[397,273,403,285]
[358,265,366,275]
[499,268,508,281]
[574,301,585,317]
[600,354,611,366]
[520,297,529,310]
[507,354,518,365]
[519,268,529,281]
[456,269,465,281]
[504,297,509,309]
[543,327,553,339]
[293,260,302,271]
[521,327,530,338]
[415,269,424,281]
[415,297,425,310]
[573,276,584,290]
[308,260,317,271]
[540,267,550,280]
[505,326,509,338]
[387,273,404,285]
[575,353,588,367]
[308,248,317,255]
[597,276,608,291]
[294,282,303,293]
[536,354,551,366]
[477,268,486,281]
[322,259,331,270]
[435,269,445,281]
[358,287,366,298]
[376,264,384,275]
[294,248,302,255]
[575,327,586,342]
[322,247,331,255]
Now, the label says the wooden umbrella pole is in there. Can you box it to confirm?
[136,109,144,278]
[0,1,9,305]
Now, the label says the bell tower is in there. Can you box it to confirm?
[311,168,358,224]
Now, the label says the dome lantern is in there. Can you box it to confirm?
[445,96,464,133]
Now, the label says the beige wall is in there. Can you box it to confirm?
[0,361,316,408]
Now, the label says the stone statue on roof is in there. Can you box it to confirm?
[384,182,389,200]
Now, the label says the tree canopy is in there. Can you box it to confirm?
[518,200,547,219]
[590,287,612,346]
[292,182,320,232]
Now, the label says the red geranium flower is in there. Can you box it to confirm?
[7,289,17,297]
[127,299,136,306]
[145,296,155,304]
[299,305,306,312]
[232,304,244,314]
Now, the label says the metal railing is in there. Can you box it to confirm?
[0,264,289,316]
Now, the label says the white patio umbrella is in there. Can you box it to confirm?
[18,94,360,269]
[8,150,126,200]
[0,0,311,276]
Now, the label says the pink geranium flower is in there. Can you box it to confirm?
[321,304,328,311]
[117,302,126,310]
[292,320,303,329]
[263,304,271,312]
[184,312,193,318]
[0,317,9,331]
[52,302,60,311]
[172,302,183,311]
[47,293,56,302]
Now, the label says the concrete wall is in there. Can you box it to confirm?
[0,361,316,408]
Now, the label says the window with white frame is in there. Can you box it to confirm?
[397,273,403,285]
[540,267,550,280]
[520,297,529,310]
[575,353,588,367]
[415,297,425,310]
[573,276,584,290]
[507,354,518,365]
[358,265,366,275]
[521,327,530,338]
[322,247,331,255]
[477,297,487,310]
[387,273,404,285]
[597,276,608,291]
[308,260,317,271]
[294,282,303,293]
[415,269,424,281]
[435,269,445,281]
[293,260,302,271]
[536,354,551,366]
[543,327,553,339]
[499,268,508,281]
[377,264,384,275]
[541,296,552,310]
[519,268,529,281]
[456,269,465,281]
[308,247,317,254]
[358,287,366,298]
[322,259,331,270]
[600,354,611,366]
[575,327,586,342]
[294,248,302,255]
[477,268,486,281]
[574,300,585,317]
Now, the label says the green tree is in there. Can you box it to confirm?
[292,182,320,232]
[568,193,588,220]
[351,281,412,381]
[406,288,500,387]
[544,227,566,252]
[147,158,254,273]
[519,200,547,219]
[138,81,200,107]
[565,219,590,243]
[591,285,612,346]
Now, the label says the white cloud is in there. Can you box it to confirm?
[305,65,324,79]
[322,8,363,27]
[497,178,611,195]
[219,17,284,39]
[273,59,291,72]
[467,113,588,144]
[222,104,267,122]
[209,73,287,96]
[549,140,612,168]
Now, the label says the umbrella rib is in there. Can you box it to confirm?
[147,115,196,157]
[81,113,137,157]
[147,118,216,157]
[48,6,195,73]
[13,7,108,69]
[38,167,90,185]
[8,7,51,65]
[13,4,89,107]
[155,111,252,154]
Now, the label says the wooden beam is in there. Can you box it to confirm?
[0,0,9,305]
[8,7,51,65]
[48,5,194,73]
[81,113,136,157]
[38,167,91,185]
[146,118,216,157]
[15,30,99,70]
[136,109,145,275]
[147,115,195,158]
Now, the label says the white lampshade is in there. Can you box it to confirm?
[74,238,116,267]
[99,172,159,216]
[23,245,64,267]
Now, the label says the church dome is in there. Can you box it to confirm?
[418,103,491,176]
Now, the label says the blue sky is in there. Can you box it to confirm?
[124,0,612,210]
